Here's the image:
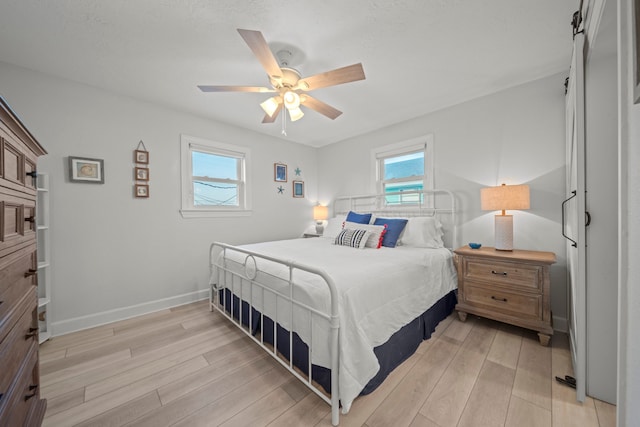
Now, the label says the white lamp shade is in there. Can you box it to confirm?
[481,184,530,212]
[288,107,304,122]
[260,97,281,117]
[313,205,328,221]
[283,91,301,109]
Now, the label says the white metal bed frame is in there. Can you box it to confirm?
[208,190,456,426]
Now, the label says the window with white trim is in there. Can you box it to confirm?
[372,135,434,205]
[180,135,251,218]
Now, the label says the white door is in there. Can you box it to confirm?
[564,32,586,402]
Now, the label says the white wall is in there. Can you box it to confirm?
[318,74,569,326]
[617,0,640,424]
[0,61,319,335]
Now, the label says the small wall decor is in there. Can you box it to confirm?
[69,156,105,184]
[293,180,304,198]
[294,167,302,176]
[135,184,149,198]
[134,140,150,198]
[277,185,285,194]
[274,163,287,182]
[135,167,149,181]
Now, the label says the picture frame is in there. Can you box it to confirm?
[135,167,149,181]
[274,163,287,182]
[634,0,640,103]
[293,180,304,198]
[135,149,149,164]
[134,184,149,198]
[68,156,104,184]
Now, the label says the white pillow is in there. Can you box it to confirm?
[399,217,444,248]
[344,221,387,248]
[322,215,346,239]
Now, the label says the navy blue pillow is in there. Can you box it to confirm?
[373,217,408,248]
[345,211,372,224]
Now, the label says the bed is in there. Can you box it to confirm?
[208,190,458,425]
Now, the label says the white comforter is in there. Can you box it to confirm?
[215,237,457,412]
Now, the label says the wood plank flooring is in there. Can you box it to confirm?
[39,300,616,427]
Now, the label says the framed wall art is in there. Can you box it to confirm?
[634,0,640,103]
[69,156,104,184]
[135,167,149,181]
[135,149,149,164]
[274,163,287,182]
[293,180,304,198]
[134,184,149,198]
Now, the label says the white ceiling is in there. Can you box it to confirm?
[0,0,577,147]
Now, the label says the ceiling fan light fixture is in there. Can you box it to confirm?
[283,91,301,109]
[260,97,280,117]
[288,107,304,122]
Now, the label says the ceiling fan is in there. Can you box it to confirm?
[198,29,366,124]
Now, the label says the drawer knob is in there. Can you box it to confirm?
[24,269,37,278]
[25,327,38,340]
[491,296,508,302]
[25,216,36,223]
[24,384,38,401]
[491,270,508,276]
[26,171,38,178]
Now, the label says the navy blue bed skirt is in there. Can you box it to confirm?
[217,288,457,396]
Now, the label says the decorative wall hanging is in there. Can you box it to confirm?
[135,167,149,181]
[293,180,304,198]
[134,140,150,198]
[277,185,285,194]
[294,167,302,176]
[135,184,149,198]
[274,163,287,182]
[68,156,104,184]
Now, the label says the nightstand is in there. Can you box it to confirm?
[454,246,556,346]
[303,232,321,238]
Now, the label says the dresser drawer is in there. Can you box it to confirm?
[0,281,36,344]
[0,191,37,258]
[0,341,40,427]
[0,305,38,405]
[0,130,39,196]
[463,283,542,320]
[464,258,541,292]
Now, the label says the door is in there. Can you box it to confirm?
[564,31,586,402]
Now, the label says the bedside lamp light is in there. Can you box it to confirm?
[481,183,530,251]
[313,205,329,234]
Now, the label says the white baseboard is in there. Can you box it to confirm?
[51,289,209,337]
[553,315,568,333]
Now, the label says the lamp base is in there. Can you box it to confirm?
[315,222,325,235]
[494,215,513,251]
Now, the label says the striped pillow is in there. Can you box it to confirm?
[333,228,370,249]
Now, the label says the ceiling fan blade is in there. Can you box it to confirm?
[198,85,274,93]
[237,29,282,80]
[298,63,365,91]
[262,104,283,123]
[301,95,343,120]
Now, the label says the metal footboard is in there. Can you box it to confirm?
[209,242,341,426]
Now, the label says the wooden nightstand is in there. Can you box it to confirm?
[454,246,556,346]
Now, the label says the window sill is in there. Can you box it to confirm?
[180,209,252,219]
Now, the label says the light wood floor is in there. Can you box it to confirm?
[39,300,616,427]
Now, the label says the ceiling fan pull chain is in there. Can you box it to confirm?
[281,109,287,136]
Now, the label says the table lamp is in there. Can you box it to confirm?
[481,183,530,251]
[313,205,329,234]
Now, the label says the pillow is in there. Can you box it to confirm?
[373,217,408,248]
[345,211,372,224]
[399,216,444,248]
[322,215,346,239]
[344,221,387,248]
[333,228,370,249]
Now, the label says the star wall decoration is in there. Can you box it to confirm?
[294,167,302,176]
[277,185,285,194]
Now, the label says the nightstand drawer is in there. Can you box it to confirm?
[464,283,542,320]
[464,259,541,292]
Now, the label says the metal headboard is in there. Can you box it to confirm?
[333,189,457,250]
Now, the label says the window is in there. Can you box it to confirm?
[180,135,251,218]
[372,135,434,205]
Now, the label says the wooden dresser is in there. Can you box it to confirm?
[0,97,47,425]
[454,245,556,346]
